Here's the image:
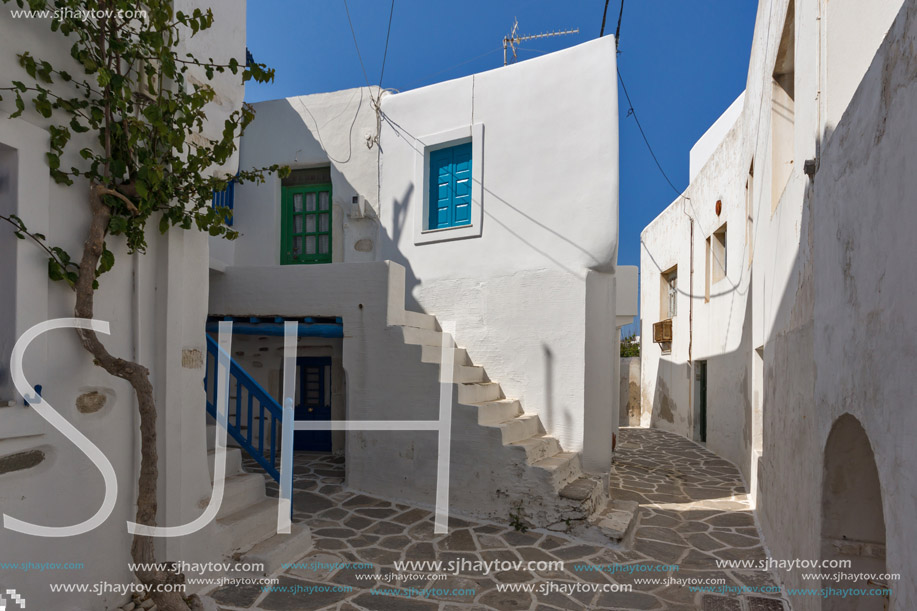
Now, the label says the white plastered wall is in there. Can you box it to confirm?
[0,2,249,608]
[378,36,621,464]
[639,0,914,608]
[213,88,381,270]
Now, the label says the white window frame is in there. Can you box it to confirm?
[412,123,484,245]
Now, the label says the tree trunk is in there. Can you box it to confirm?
[74,184,193,611]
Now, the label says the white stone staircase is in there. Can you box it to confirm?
[202,437,312,575]
[398,309,637,542]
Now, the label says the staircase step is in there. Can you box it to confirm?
[211,473,267,519]
[559,476,602,502]
[590,499,639,543]
[216,498,279,552]
[206,423,242,451]
[475,399,523,425]
[401,326,444,347]
[403,311,439,330]
[420,344,470,366]
[241,523,313,575]
[458,382,503,405]
[492,413,543,445]
[208,447,244,478]
[441,365,486,384]
[532,452,582,489]
[509,435,562,463]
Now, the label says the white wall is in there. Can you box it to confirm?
[689,92,745,182]
[214,88,381,270]
[639,0,914,608]
[0,3,248,608]
[378,36,620,458]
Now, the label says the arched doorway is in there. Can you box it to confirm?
[821,414,888,610]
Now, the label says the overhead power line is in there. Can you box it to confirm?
[406,47,503,88]
[343,0,372,93]
[614,0,625,48]
[618,69,681,196]
[600,0,611,37]
[378,0,395,88]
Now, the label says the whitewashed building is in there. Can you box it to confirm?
[639,1,917,608]
[210,34,638,532]
[0,2,310,609]
[1,9,638,608]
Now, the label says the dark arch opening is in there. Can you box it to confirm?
[820,414,888,610]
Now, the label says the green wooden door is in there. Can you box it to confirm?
[281,184,332,265]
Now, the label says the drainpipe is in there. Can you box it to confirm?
[682,199,694,430]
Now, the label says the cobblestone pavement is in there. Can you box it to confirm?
[205,428,786,611]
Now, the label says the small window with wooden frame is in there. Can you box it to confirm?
[281,167,332,265]
[712,223,727,284]
[660,266,677,320]
[654,268,675,351]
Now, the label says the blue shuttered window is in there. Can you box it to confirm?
[429,142,472,230]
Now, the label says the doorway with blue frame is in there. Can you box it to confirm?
[295,356,333,452]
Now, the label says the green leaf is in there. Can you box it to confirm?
[70,117,89,133]
[97,245,115,276]
[109,215,128,234]
[46,153,60,170]
[11,94,25,119]
[34,96,52,118]
[48,258,64,282]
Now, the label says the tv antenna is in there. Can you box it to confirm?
[503,18,579,66]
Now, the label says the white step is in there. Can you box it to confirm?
[420,344,470,366]
[441,364,486,383]
[492,413,543,445]
[206,424,242,451]
[208,447,244,478]
[242,523,313,575]
[458,382,503,405]
[403,311,438,330]
[475,399,523,425]
[212,473,267,519]
[509,435,562,463]
[216,498,279,552]
[533,452,583,489]
[401,326,444,347]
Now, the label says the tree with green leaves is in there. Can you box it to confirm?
[620,333,640,358]
[0,2,288,609]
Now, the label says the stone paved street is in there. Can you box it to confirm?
[203,428,787,610]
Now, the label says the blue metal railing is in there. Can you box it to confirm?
[211,179,235,226]
[204,335,282,482]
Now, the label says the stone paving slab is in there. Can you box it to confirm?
[192,428,788,611]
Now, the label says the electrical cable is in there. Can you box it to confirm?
[378,0,395,89]
[614,0,625,48]
[343,0,373,93]
[618,68,681,195]
[405,47,503,89]
[600,0,611,37]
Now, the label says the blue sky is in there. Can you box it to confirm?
[245,1,758,335]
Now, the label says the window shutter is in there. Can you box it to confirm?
[429,143,473,230]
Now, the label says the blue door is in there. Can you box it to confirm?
[429,142,472,229]
[294,357,332,452]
